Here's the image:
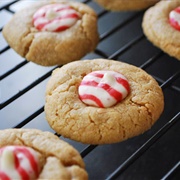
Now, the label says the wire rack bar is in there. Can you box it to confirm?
[140,51,163,69]
[100,12,142,41]
[54,132,61,138]
[161,70,180,90]
[109,34,144,59]
[82,0,91,3]
[0,0,18,11]
[0,60,28,80]
[153,75,180,93]
[0,67,57,110]
[13,106,44,128]
[94,49,108,58]
[94,34,144,60]
[80,145,97,158]
[106,112,180,180]
[97,10,108,18]
[0,46,10,54]
[161,161,180,180]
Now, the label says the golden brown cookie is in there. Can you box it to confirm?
[94,0,159,11]
[0,128,88,179]
[2,0,99,66]
[45,59,164,145]
[142,0,180,60]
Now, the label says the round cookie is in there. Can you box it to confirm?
[94,0,159,11]
[142,1,180,61]
[45,59,164,145]
[2,0,99,66]
[0,129,88,179]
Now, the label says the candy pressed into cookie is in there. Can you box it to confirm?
[94,0,159,11]
[45,59,164,144]
[142,1,180,60]
[2,0,99,66]
[0,129,88,179]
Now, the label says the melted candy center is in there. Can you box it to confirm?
[0,146,40,180]
[78,70,130,108]
[33,4,81,32]
[169,6,180,31]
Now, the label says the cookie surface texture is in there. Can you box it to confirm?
[2,0,99,66]
[142,1,180,60]
[0,129,88,179]
[45,59,164,144]
[94,0,159,11]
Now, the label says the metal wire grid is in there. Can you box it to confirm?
[0,0,180,179]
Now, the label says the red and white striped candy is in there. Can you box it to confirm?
[78,71,130,108]
[169,6,180,31]
[0,146,40,180]
[33,4,81,32]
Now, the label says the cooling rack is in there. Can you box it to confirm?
[0,0,180,179]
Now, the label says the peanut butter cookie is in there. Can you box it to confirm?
[0,128,88,179]
[142,0,180,60]
[94,0,159,11]
[45,59,164,144]
[2,0,99,66]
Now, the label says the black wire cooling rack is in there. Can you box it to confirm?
[0,0,180,179]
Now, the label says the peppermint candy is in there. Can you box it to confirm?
[33,4,81,32]
[0,146,39,180]
[78,71,130,108]
[169,6,180,31]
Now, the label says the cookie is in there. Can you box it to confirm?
[45,59,164,145]
[2,0,99,66]
[0,129,88,179]
[142,1,180,60]
[94,0,159,11]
